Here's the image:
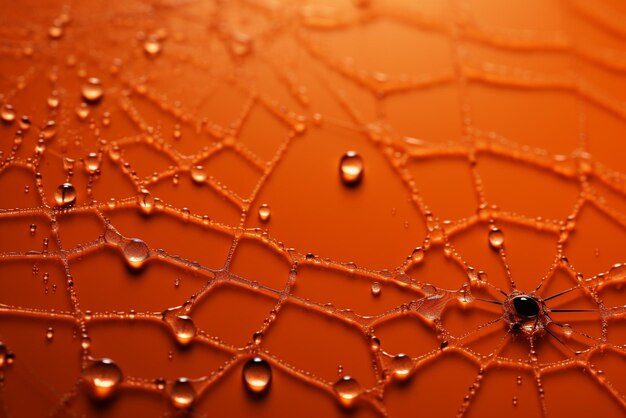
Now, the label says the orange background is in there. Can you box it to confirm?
[1,0,626,417]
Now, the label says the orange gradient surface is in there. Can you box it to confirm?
[1,0,626,417]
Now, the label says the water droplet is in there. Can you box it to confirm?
[0,343,7,368]
[48,25,63,39]
[252,331,263,345]
[29,224,36,235]
[19,115,31,130]
[258,204,271,222]
[190,165,207,183]
[154,377,166,390]
[411,246,425,263]
[165,314,196,346]
[170,377,195,408]
[76,103,90,120]
[243,357,272,394]
[54,183,77,207]
[229,32,253,57]
[488,227,504,249]
[608,263,626,281]
[82,358,123,399]
[333,376,362,407]
[1,104,16,123]
[45,327,54,341]
[370,281,381,296]
[390,353,413,380]
[370,335,380,352]
[85,152,100,173]
[47,94,60,109]
[41,120,57,139]
[339,151,364,186]
[136,190,155,215]
[63,157,76,172]
[81,78,104,103]
[562,324,573,337]
[512,395,518,406]
[122,238,150,268]
[143,37,162,57]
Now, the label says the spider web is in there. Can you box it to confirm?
[1,0,626,417]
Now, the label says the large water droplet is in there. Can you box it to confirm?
[339,151,364,186]
[608,263,626,281]
[123,238,150,268]
[165,314,196,346]
[333,376,362,407]
[411,246,425,263]
[54,183,77,207]
[170,377,195,408]
[258,204,271,222]
[45,327,54,341]
[488,227,504,249]
[82,358,123,399]
[136,190,155,215]
[82,78,104,103]
[243,357,272,394]
[190,165,207,183]
[390,353,413,380]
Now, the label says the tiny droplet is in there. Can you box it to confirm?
[82,78,104,103]
[339,151,363,186]
[370,281,381,296]
[1,104,16,123]
[258,204,271,222]
[143,37,162,57]
[391,353,413,380]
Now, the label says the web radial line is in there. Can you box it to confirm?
[550,308,598,313]
[456,316,503,342]
[473,297,503,306]
[543,286,581,301]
